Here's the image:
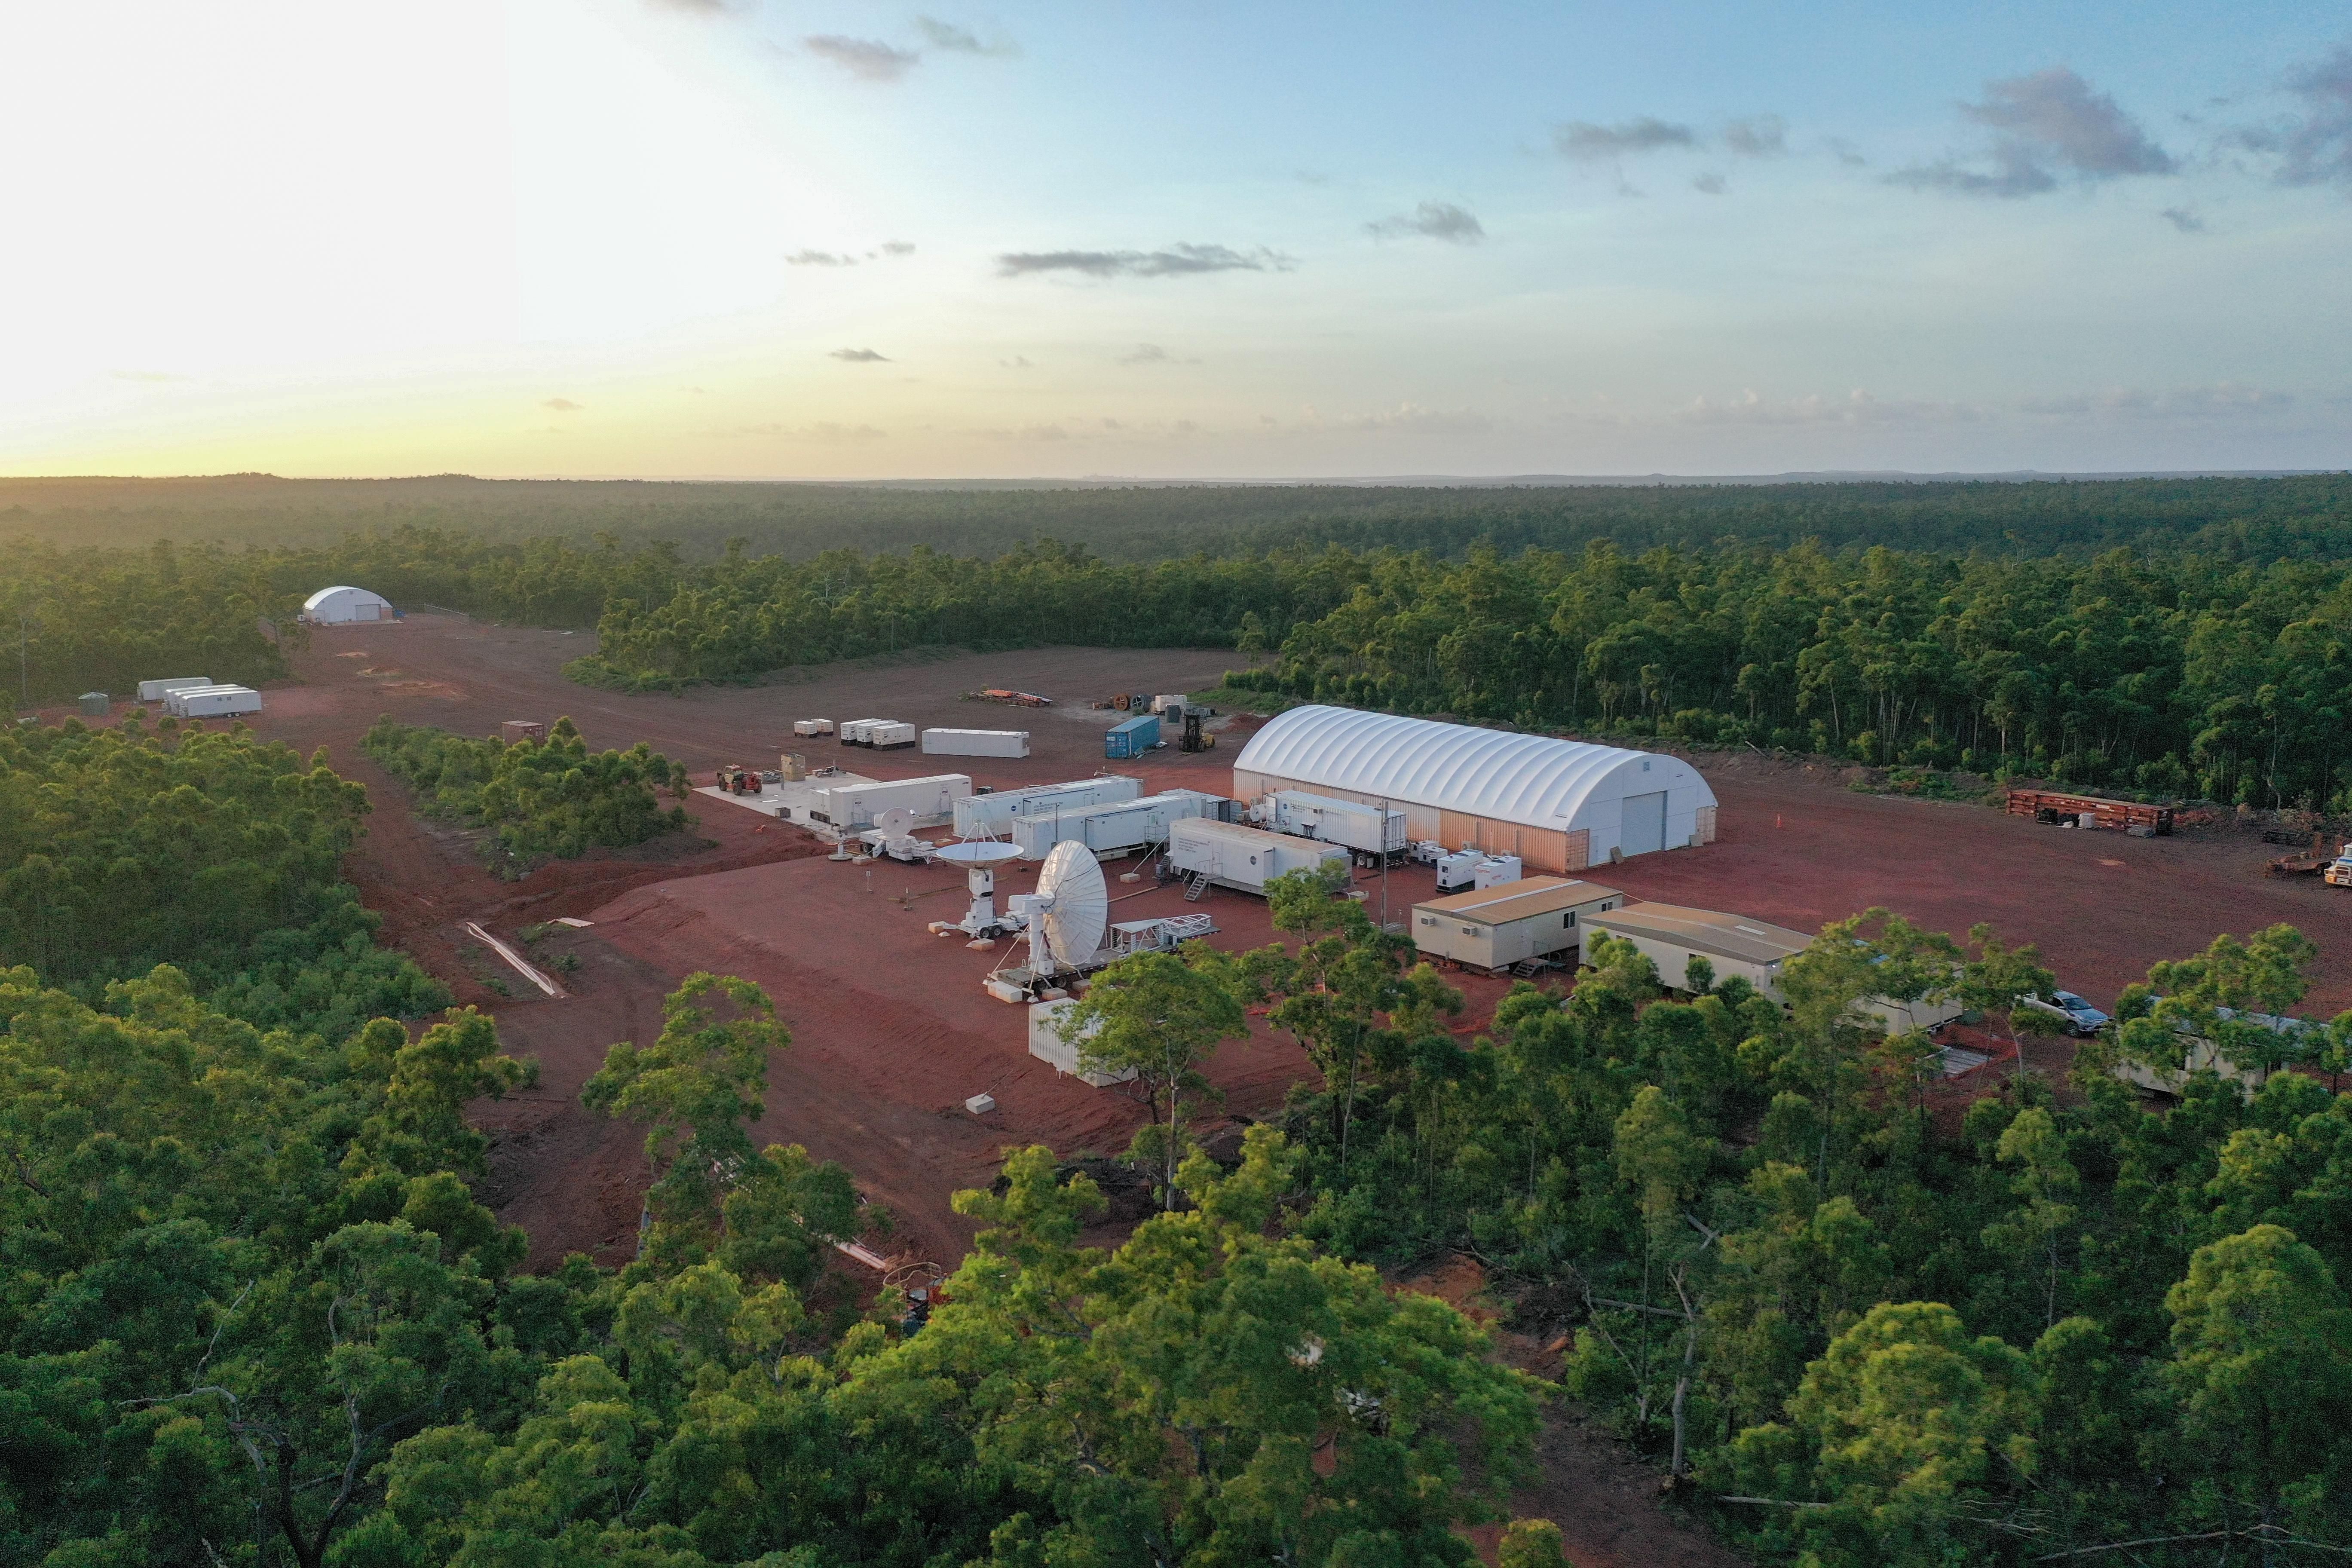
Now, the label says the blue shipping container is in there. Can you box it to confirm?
[1105,714,1160,759]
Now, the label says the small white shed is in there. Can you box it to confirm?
[302,586,395,625]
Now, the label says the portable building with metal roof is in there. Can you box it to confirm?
[1231,704,1716,873]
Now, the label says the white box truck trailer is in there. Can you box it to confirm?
[922,728,1031,758]
[1009,789,1223,861]
[806,772,973,829]
[1167,818,1348,895]
[1265,790,1408,856]
[953,775,1144,839]
[138,676,213,703]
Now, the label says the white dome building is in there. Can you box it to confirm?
[302,585,395,625]
[1231,704,1717,873]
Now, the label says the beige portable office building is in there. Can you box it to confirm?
[1580,902,1962,1032]
[1410,876,1625,972]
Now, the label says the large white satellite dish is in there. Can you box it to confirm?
[934,840,1024,870]
[1034,840,1108,971]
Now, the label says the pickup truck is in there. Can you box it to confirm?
[2019,989,2110,1036]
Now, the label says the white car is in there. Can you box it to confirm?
[2019,989,2110,1037]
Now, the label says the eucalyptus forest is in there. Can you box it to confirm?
[0,476,2348,1565]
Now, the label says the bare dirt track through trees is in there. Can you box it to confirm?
[163,612,2352,1568]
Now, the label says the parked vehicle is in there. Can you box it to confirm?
[2019,989,2110,1036]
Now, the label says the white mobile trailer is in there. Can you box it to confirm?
[922,728,1031,758]
[138,676,213,703]
[162,683,243,716]
[1167,818,1348,895]
[1009,789,1225,861]
[171,685,264,718]
[805,772,973,830]
[1027,998,1136,1087]
[953,775,1144,839]
[1266,790,1408,856]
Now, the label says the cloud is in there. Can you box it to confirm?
[805,36,920,82]
[1691,172,1727,195]
[1722,114,1788,156]
[878,240,916,255]
[974,422,1072,441]
[828,348,891,362]
[994,243,1294,278]
[2273,45,2352,188]
[1115,343,1200,366]
[1553,116,1699,161]
[999,355,1034,369]
[1681,389,1979,425]
[1890,66,2173,196]
[723,422,888,441]
[1365,201,1484,243]
[2015,383,2294,418]
[542,398,585,412]
[1344,403,1493,435]
[915,16,1017,55]
[788,249,858,266]
[2161,206,2207,232]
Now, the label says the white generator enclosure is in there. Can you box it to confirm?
[1027,998,1136,1087]
[922,728,1031,758]
[792,718,834,737]
[1009,790,1221,860]
[173,685,264,718]
[839,719,893,745]
[1231,704,1718,873]
[953,776,1144,839]
[1167,818,1348,894]
[867,722,917,750]
[302,586,394,624]
[806,772,973,830]
[1263,790,1408,855]
[138,676,212,702]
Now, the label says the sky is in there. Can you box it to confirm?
[2,0,2348,480]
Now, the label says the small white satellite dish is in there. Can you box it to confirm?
[876,807,916,839]
[1033,840,1108,971]
[935,840,1024,870]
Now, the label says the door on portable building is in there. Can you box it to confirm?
[1620,791,1668,856]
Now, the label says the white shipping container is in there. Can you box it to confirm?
[921,728,1032,758]
[1009,789,1222,860]
[163,684,238,715]
[1027,999,1136,1087]
[1267,790,1408,855]
[793,718,834,736]
[953,776,1144,839]
[867,722,918,750]
[138,676,213,702]
[806,772,973,829]
[1167,818,1348,895]
[174,685,264,718]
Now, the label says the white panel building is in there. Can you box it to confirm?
[1231,704,1716,873]
[302,586,395,624]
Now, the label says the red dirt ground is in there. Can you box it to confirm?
[84,613,2352,1568]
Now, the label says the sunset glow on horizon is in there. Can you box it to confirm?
[4,0,2348,480]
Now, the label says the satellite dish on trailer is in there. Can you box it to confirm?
[935,840,1024,869]
[876,807,916,839]
[1033,840,1108,971]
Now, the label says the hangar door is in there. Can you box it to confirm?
[1620,791,1668,855]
